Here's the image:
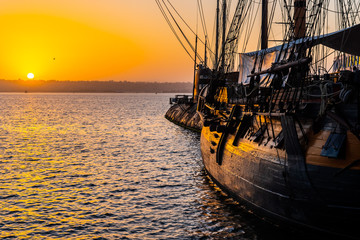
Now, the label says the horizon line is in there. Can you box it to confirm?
[0,79,193,84]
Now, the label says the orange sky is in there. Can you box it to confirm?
[0,0,214,82]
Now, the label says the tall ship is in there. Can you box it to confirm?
[158,0,225,131]
[194,0,360,238]
[159,0,360,238]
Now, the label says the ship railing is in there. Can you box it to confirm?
[169,95,193,105]
[226,86,303,113]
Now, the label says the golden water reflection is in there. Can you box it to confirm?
[0,93,301,239]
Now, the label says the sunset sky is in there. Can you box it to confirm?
[0,0,217,82]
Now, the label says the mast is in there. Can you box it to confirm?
[261,0,268,49]
[294,0,306,39]
[193,35,198,102]
[215,0,220,69]
[221,0,227,70]
[204,36,208,68]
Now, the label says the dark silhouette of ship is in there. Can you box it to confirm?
[160,0,360,238]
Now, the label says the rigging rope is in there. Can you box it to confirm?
[165,0,215,57]
[155,0,194,61]
[242,1,260,52]
[157,0,360,74]
[308,0,360,14]
[197,0,209,40]
[161,0,203,62]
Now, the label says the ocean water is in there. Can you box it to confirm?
[0,93,321,239]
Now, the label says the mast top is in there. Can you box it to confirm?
[294,0,306,39]
[261,0,268,50]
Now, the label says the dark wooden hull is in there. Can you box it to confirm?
[201,121,360,239]
[165,103,202,132]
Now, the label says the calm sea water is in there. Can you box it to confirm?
[0,93,323,239]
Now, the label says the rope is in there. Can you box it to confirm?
[161,0,203,62]
[155,0,195,61]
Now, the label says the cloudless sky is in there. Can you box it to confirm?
[0,0,217,82]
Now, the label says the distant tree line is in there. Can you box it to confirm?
[0,80,193,93]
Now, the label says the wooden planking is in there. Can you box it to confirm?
[306,130,360,170]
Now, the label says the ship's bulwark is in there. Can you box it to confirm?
[200,115,360,239]
[165,103,203,132]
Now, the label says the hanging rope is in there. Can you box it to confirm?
[155,0,195,61]
[161,0,203,62]
[165,0,215,57]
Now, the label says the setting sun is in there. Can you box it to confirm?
[27,73,34,79]
[0,1,196,82]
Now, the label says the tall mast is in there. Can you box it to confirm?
[261,0,268,49]
[294,0,306,39]
[204,36,208,68]
[193,35,198,101]
[215,0,220,69]
[221,0,227,70]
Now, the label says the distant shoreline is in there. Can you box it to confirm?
[0,80,192,93]
[0,92,192,94]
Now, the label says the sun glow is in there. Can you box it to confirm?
[0,13,145,81]
[27,73,34,79]
[0,1,193,82]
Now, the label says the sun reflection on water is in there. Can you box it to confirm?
[0,93,310,240]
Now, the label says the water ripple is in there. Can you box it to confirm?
[0,93,325,240]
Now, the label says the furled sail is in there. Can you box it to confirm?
[244,23,360,57]
[320,23,360,56]
[238,24,360,85]
[239,51,282,86]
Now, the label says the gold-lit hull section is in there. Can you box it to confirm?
[200,113,360,238]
